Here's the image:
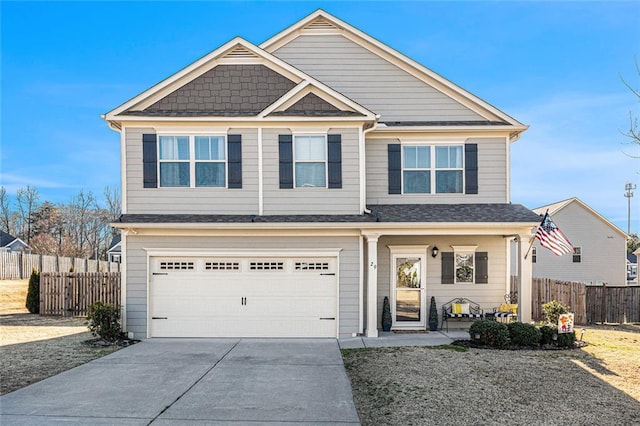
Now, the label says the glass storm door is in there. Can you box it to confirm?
[392,254,426,328]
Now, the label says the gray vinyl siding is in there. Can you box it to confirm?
[124,235,360,339]
[531,203,627,285]
[373,235,508,331]
[365,137,508,204]
[272,34,486,122]
[262,127,361,214]
[125,127,259,214]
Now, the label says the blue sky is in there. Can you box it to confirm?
[1,1,639,231]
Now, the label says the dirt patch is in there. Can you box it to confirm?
[0,280,123,395]
[343,326,640,425]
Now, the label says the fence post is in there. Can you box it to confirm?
[600,283,607,324]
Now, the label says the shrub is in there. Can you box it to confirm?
[381,297,392,331]
[542,300,568,326]
[539,325,556,345]
[25,270,40,314]
[469,320,508,347]
[507,322,541,346]
[87,302,121,341]
[556,331,576,348]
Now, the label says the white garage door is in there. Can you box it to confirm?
[149,256,338,338]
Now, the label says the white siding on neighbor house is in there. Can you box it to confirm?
[124,127,259,214]
[365,137,508,205]
[272,34,487,123]
[530,202,627,285]
[371,235,509,330]
[124,235,360,339]
[261,127,361,215]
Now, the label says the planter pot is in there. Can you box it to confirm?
[429,322,438,331]
[382,322,392,332]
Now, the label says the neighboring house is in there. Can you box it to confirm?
[0,230,31,253]
[103,10,539,340]
[528,198,627,285]
[626,253,637,285]
[107,234,121,263]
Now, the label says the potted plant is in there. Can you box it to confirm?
[428,296,438,331]
[382,296,392,332]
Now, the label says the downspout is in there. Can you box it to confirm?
[361,119,379,215]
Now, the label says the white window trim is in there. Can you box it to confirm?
[573,246,582,263]
[451,245,477,284]
[158,134,228,188]
[293,134,328,188]
[401,143,465,195]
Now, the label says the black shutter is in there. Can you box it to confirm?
[327,134,342,189]
[441,252,454,284]
[142,133,157,188]
[279,134,293,189]
[475,252,488,284]
[465,143,478,194]
[227,134,242,189]
[388,144,401,194]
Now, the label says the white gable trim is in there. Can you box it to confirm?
[260,9,527,133]
[533,197,627,238]
[104,36,376,122]
[259,82,360,118]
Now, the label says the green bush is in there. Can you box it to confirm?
[87,302,121,341]
[507,322,541,346]
[381,296,392,331]
[542,300,568,326]
[25,270,40,314]
[539,325,556,345]
[556,331,576,348]
[469,320,509,347]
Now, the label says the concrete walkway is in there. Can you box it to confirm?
[339,330,468,349]
[0,339,360,425]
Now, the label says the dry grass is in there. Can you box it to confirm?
[343,326,640,426]
[0,280,121,395]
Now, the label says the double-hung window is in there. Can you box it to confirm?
[195,136,226,187]
[402,145,463,194]
[159,136,190,187]
[294,135,326,188]
[158,135,227,187]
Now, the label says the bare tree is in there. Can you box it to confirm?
[622,58,640,146]
[0,186,12,234]
[103,186,121,237]
[15,185,40,244]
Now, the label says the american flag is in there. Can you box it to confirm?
[535,213,574,256]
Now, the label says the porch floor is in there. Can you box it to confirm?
[338,330,469,349]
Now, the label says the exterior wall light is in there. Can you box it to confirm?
[431,246,439,258]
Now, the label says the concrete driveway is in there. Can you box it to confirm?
[0,339,360,425]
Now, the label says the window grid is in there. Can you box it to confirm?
[160,261,195,270]
[401,144,464,194]
[158,135,227,188]
[294,262,329,271]
[454,252,474,283]
[205,261,240,271]
[250,261,284,271]
[531,247,537,263]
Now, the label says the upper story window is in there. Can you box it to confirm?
[294,135,326,188]
[158,135,227,188]
[402,145,463,194]
[572,247,581,263]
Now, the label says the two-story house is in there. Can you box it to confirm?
[103,10,539,340]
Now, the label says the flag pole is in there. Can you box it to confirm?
[524,210,547,260]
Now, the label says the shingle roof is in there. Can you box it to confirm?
[117,203,539,225]
[119,110,262,117]
[107,234,121,252]
[268,110,365,117]
[0,230,16,246]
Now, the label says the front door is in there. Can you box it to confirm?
[391,253,426,329]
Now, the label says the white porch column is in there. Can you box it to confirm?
[518,234,533,323]
[365,234,379,337]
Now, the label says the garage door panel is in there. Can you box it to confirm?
[150,256,337,338]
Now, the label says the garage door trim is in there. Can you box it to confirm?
[145,248,342,338]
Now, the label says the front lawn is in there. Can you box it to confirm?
[342,325,640,425]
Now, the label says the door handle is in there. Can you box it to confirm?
[241,297,247,305]
[320,317,335,320]
[152,317,168,320]
[320,273,335,276]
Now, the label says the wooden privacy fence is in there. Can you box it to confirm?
[586,285,640,324]
[1,251,119,279]
[40,272,120,317]
[513,276,639,324]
